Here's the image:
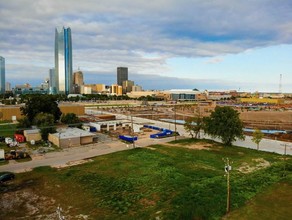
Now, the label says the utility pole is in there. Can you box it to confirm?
[280,143,290,175]
[223,158,232,214]
[174,102,177,141]
[131,114,135,148]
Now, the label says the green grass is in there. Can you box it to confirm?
[0,123,17,137]
[1,139,291,219]
[0,120,13,124]
[224,181,292,220]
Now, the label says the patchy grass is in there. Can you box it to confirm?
[0,139,291,219]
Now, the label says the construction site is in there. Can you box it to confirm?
[95,101,292,142]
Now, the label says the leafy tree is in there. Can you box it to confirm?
[184,117,203,139]
[20,94,62,122]
[61,113,81,127]
[34,112,55,126]
[34,113,56,140]
[17,116,31,129]
[203,106,244,146]
[252,129,264,150]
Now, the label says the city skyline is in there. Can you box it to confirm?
[1,1,292,92]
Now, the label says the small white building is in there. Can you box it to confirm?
[89,120,143,133]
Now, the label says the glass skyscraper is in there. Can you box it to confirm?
[55,27,73,95]
[0,56,5,94]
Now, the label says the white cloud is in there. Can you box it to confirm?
[1,0,292,90]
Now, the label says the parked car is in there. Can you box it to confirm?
[0,172,15,183]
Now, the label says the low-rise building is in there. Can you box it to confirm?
[48,127,96,148]
[23,129,42,142]
[111,84,123,96]
[163,90,205,101]
[0,104,85,121]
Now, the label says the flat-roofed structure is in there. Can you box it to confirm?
[0,104,85,121]
[23,129,42,142]
[48,127,95,148]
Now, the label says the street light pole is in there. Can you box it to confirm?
[223,157,232,214]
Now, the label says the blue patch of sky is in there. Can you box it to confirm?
[166,44,292,85]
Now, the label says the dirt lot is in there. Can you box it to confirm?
[240,111,292,130]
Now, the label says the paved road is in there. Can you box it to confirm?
[0,135,177,173]
[0,141,128,173]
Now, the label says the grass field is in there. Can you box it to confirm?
[0,123,17,137]
[224,181,292,220]
[0,139,291,219]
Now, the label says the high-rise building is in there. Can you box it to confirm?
[5,82,11,92]
[0,56,5,94]
[55,27,73,95]
[49,68,56,94]
[73,70,84,86]
[73,70,84,94]
[117,67,128,86]
[122,80,134,94]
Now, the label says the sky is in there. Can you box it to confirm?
[1,0,292,92]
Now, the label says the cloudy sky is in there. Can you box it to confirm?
[1,0,292,92]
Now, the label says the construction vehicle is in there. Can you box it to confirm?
[5,150,29,160]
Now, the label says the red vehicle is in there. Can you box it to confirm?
[14,134,25,143]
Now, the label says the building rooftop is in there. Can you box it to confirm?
[52,127,95,139]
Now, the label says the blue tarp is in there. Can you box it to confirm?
[119,135,138,142]
[144,125,174,138]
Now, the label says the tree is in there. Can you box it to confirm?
[61,113,81,127]
[252,129,264,150]
[184,117,203,139]
[34,113,56,140]
[20,95,62,122]
[17,116,31,129]
[203,106,244,146]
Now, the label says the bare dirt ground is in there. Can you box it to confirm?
[0,181,89,220]
[237,158,271,173]
[164,141,218,151]
[240,111,292,130]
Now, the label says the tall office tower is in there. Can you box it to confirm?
[55,27,73,95]
[0,56,5,94]
[49,68,56,94]
[73,70,84,86]
[117,67,128,86]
